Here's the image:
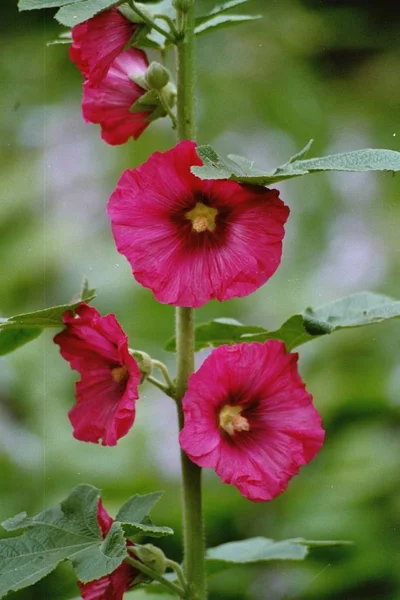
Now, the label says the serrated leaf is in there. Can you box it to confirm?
[205,537,349,575]
[0,485,127,597]
[165,318,265,352]
[192,145,400,186]
[195,14,261,36]
[116,492,173,539]
[18,0,80,10]
[0,293,96,331]
[246,292,400,351]
[170,293,400,354]
[196,0,250,24]
[0,284,95,355]
[55,0,120,27]
[281,139,314,165]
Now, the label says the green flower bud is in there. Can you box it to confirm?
[134,544,167,576]
[130,349,153,382]
[145,62,171,91]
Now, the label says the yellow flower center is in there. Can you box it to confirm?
[185,202,218,233]
[219,404,250,436]
[111,365,129,384]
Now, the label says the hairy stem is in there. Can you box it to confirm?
[175,2,206,598]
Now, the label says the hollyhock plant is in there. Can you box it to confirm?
[107,140,289,307]
[82,49,152,145]
[79,499,140,600]
[70,8,137,83]
[179,340,325,502]
[54,303,141,446]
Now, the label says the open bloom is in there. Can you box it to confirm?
[179,341,325,502]
[108,141,289,307]
[70,8,136,83]
[79,499,139,600]
[82,49,151,145]
[54,303,140,446]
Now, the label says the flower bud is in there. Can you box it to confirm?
[145,62,170,91]
[130,349,153,382]
[134,544,167,575]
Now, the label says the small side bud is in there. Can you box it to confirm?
[145,62,170,91]
[130,349,153,382]
[134,544,167,575]
[161,82,177,109]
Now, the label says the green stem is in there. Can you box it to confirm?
[152,359,175,390]
[125,556,185,597]
[175,2,206,597]
[147,375,175,398]
[128,0,177,45]
[176,1,196,142]
[156,13,180,38]
[166,558,188,592]
[157,90,178,129]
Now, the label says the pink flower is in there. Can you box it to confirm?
[70,8,136,83]
[82,49,151,145]
[79,500,139,600]
[179,341,325,502]
[107,141,289,308]
[53,304,141,446]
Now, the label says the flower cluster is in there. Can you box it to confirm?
[55,3,325,556]
[70,8,161,144]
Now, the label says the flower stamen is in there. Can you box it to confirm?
[111,365,129,384]
[219,404,250,436]
[185,201,218,233]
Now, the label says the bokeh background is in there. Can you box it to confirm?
[1,0,400,598]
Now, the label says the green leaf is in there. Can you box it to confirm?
[0,328,43,356]
[116,492,173,539]
[206,537,349,575]
[55,0,120,27]
[0,485,127,597]
[18,0,80,10]
[169,293,400,354]
[0,282,96,355]
[195,14,261,36]
[0,294,96,331]
[192,145,400,186]
[196,0,250,24]
[165,318,265,352]
[246,292,400,351]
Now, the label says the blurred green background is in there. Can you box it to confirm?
[1,0,400,598]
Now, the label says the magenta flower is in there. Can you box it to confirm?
[82,49,151,145]
[70,8,136,83]
[179,341,325,502]
[107,141,289,308]
[79,499,139,600]
[53,304,140,446]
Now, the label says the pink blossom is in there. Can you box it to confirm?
[107,141,289,307]
[53,304,140,446]
[82,49,151,145]
[70,8,136,83]
[179,341,325,502]
[79,500,139,600]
